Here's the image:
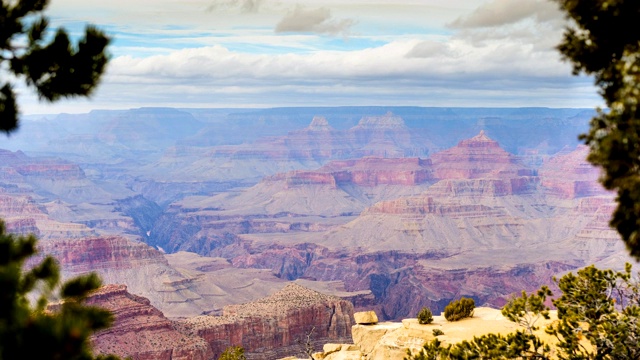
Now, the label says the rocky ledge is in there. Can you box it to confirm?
[181,283,354,359]
[282,307,557,360]
[88,284,213,360]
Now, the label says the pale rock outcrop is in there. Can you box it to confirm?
[354,311,378,324]
[181,283,354,359]
[308,307,558,360]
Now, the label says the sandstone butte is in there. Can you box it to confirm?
[87,283,354,360]
[280,307,562,360]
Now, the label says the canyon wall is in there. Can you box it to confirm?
[88,284,213,360]
[181,283,354,359]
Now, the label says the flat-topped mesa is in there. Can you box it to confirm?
[354,112,406,129]
[539,145,610,199]
[0,149,85,180]
[431,130,533,180]
[182,283,354,359]
[364,196,500,217]
[86,284,213,360]
[38,235,168,273]
[268,170,339,189]
[266,157,435,188]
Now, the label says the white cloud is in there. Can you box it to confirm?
[90,37,592,111]
[448,0,561,29]
[205,0,265,13]
[14,0,599,114]
[275,5,355,35]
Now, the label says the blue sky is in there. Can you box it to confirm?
[18,0,600,114]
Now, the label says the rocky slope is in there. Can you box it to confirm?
[539,145,610,198]
[430,130,533,180]
[29,234,212,318]
[180,283,354,359]
[0,149,115,203]
[88,284,213,360]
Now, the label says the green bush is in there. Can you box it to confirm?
[417,307,434,325]
[407,264,640,360]
[432,329,444,336]
[219,346,246,360]
[443,297,475,322]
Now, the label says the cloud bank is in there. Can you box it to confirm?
[18,0,599,114]
[275,6,355,35]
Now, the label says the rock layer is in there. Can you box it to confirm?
[181,283,354,359]
[88,284,213,360]
[540,145,609,198]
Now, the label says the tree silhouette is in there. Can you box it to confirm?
[0,1,115,358]
[0,221,121,359]
[0,0,110,133]
[553,0,640,258]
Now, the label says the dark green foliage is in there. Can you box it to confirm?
[501,286,552,334]
[546,264,640,359]
[443,297,474,322]
[0,220,121,360]
[407,264,640,360]
[0,0,110,133]
[417,307,433,325]
[218,346,247,360]
[406,333,550,360]
[432,329,444,337]
[553,0,640,258]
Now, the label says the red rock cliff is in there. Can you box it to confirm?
[87,284,213,360]
[181,283,354,359]
[266,156,434,188]
[39,236,168,272]
[431,130,532,180]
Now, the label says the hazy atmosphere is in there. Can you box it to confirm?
[19,0,598,113]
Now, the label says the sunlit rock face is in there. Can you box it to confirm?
[181,283,354,359]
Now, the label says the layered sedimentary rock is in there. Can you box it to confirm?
[0,149,84,180]
[35,235,216,318]
[266,157,434,189]
[39,236,166,273]
[146,155,438,253]
[344,112,429,158]
[307,157,434,187]
[88,284,213,360]
[0,149,113,203]
[539,145,609,198]
[181,283,354,359]
[0,193,95,239]
[144,114,431,182]
[431,131,533,180]
[147,131,630,321]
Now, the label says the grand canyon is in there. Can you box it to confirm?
[2,107,629,359]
